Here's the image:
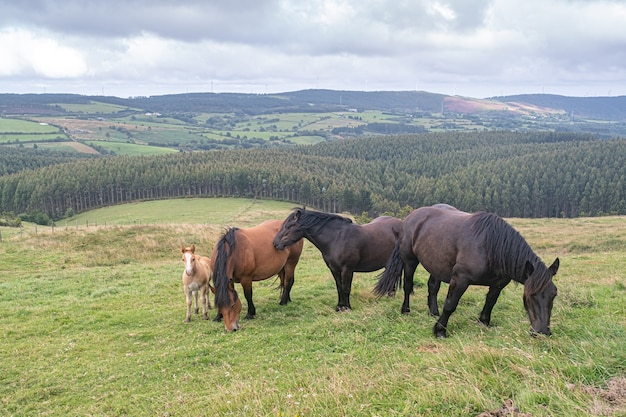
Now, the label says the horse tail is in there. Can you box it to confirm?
[373,241,404,297]
[213,227,238,309]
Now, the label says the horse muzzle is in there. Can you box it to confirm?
[273,238,286,250]
[530,325,551,337]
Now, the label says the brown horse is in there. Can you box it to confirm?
[211,219,304,332]
[374,204,559,338]
[181,245,213,322]
[273,208,402,311]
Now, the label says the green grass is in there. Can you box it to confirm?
[1,199,625,416]
[0,118,62,134]
[85,140,178,156]
[0,118,66,143]
[53,101,137,114]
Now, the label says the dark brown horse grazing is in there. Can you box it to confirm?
[374,204,559,338]
[211,219,303,332]
[273,208,402,311]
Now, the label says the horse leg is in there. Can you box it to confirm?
[330,269,345,311]
[478,282,508,326]
[433,272,470,338]
[279,268,294,305]
[427,275,441,316]
[242,281,256,319]
[184,286,193,322]
[340,268,354,311]
[193,289,199,315]
[401,260,418,314]
[200,285,209,320]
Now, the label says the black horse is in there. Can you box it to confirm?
[274,208,402,311]
[374,204,559,338]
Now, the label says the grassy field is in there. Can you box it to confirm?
[84,140,178,156]
[0,118,67,143]
[1,198,625,416]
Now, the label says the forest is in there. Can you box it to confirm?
[0,130,624,223]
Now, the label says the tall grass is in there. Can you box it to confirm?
[1,199,624,416]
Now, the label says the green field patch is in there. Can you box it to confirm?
[0,133,67,143]
[304,114,367,130]
[0,118,62,134]
[291,135,326,145]
[53,101,138,114]
[85,140,177,156]
[63,197,296,227]
[20,142,93,153]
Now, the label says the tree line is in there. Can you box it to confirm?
[0,131,624,222]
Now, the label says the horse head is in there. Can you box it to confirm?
[181,244,196,276]
[523,258,559,336]
[211,279,242,331]
[212,228,243,331]
[273,207,305,250]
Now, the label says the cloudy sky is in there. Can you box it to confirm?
[1,0,625,99]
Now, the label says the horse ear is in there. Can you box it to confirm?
[191,244,195,253]
[208,284,216,294]
[181,245,185,253]
[549,258,560,275]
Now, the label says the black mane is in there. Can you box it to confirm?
[213,227,239,309]
[292,208,352,236]
[470,212,550,294]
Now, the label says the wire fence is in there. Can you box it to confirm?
[0,219,152,241]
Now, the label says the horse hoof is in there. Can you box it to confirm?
[244,314,255,320]
[184,318,191,323]
[202,315,209,320]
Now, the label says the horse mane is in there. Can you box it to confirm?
[213,227,239,309]
[293,208,352,236]
[471,212,550,294]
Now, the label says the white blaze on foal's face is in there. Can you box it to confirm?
[184,252,194,276]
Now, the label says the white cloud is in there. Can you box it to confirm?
[0,28,88,78]
[0,0,625,97]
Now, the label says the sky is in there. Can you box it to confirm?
[1,0,625,99]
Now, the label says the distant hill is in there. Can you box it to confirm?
[491,94,626,121]
[2,89,625,120]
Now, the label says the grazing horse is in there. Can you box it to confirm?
[211,219,303,332]
[273,207,402,311]
[374,204,559,338]
[181,245,212,322]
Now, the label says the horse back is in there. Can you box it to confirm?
[234,219,302,280]
[338,216,402,272]
[403,206,481,281]
[196,255,212,283]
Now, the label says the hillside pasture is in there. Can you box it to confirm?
[53,101,138,114]
[1,198,624,416]
[85,140,178,156]
[0,118,67,143]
